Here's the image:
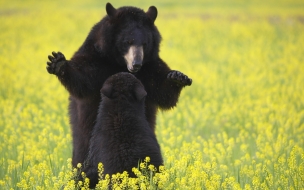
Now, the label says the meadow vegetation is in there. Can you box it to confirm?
[1,0,304,189]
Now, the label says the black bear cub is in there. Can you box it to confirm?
[84,72,163,187]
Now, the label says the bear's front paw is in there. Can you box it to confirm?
[47,51,67,76]
[167,70,192,86]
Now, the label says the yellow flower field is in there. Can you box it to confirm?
[1,0,304,189]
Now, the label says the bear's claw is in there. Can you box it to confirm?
[46,51,66,76]
[167,70,192,86]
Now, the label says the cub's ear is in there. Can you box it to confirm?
[106,2,116,17]
[101,83,113,98]
[134,84,147,101]
[146,6,157,22]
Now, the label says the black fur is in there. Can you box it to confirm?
[84,72,163,188]
[46,3,192,167]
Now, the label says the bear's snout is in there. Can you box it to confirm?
[132,60,142,72]
[124,45,143,73]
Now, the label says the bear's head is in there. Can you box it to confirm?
[100,72,147,102]
[94,3,161,73]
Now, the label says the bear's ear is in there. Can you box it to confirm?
[146,6,157,23]
[134,85,147,101]
[106,2,116,18]
[101,83,113,99]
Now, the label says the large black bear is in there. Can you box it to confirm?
[84,72,163,188]
[47,3,192,167]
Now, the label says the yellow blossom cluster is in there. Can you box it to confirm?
[1,0,304,189]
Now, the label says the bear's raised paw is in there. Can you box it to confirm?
[47,51,67,76]
[167,70,192,86]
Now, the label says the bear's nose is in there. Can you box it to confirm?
[132,60,142,71]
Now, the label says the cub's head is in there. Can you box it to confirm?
[101,72,147,102]
[94,3,161,73]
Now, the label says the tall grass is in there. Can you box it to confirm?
[1,0,304,189]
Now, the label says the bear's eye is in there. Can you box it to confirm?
[143,42,147,46]
[127,40,133,45]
